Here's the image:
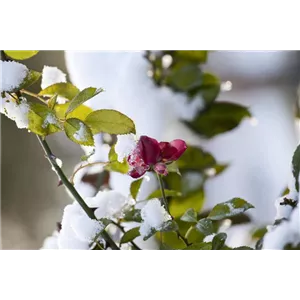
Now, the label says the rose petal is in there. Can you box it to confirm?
[154,163,168,176]
[138,136,161,165]
[159,142,178,161]
[168,139,187,161]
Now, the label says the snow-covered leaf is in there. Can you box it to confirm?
[208,198,254,221]
[147,189,181,200]
[4,50,39,60]
[172,51,208,63]
[39,82,80,100]
[180,208,198,223]
[85,109,136,135]
[64,118,94,146]
[28,103,62,136]
[212,232,227,250]
[292,144,300,192]
[195,218,214,236]
[17,70,41,91]
[120,227,140,244]
[130,178,144,200]
[65,87,103,116]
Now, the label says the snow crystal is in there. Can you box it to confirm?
[115,133,137,162]
[0,60,28,92]
[73,122,89,142]
[0,95,29,128]
[139,199,171,238]
[57,202,104,249]
[86,190,130,220]
[41,66,67,104]
[263,207,300,250]
[203,233,216,243]
[42,113,58,129]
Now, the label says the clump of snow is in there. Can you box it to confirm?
[203,233,216,243]
[274,197,294,220]
[42,113,59,129]
[115,133,137,162]
[40,231,59,249]
[263,207,300,250]
[139,199,171,238]
[0,95,30,128]
[41,66,67,104]
[0,60,28,92]
[85,190,130,220]
[73,122,89,142]
[58,202,104,249]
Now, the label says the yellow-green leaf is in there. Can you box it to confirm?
[64,118,94,146]
[65,87,103,116]
[4,50,39,60]
[39,83,80,100]
[85,109,136,135]
[28,103,62,136]
[54,103,92,121]
[130,178,144,200]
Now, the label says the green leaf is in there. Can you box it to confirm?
[39,83,80,100]
[105,159,129,174]
[177,146,216,171]
[183,242,212,250]
[54,103,92,121]
[292,144,300,192]
[122,209,142,222]
[108,144,118,161]
[161,220,179,232]
[130,178,144,200]
[120,227,140,244]
[169,188,205,219]
[160,243,174,250]
[213,164,229,176]
[208,198,254,221]
[64,118,94,146]
[65,87,103,116]
[252,227,267,240]
[160,231,186,249]
[166,63,203,92]
[198,73,220,104]
[28,103,62,136]
[16,70,41,91]
[147,189,182,200]
[173,51,208,63]
[195,218,214,236]
[212,233,227,250]
[181,208,198,223]
[85,109,136,135]
[186,102,251,138]
[48,94,58,110]
[4,50,39,60]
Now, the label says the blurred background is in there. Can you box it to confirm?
[1,50,300,249]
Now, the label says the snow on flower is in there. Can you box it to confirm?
[41,66,67,104]
[85,190,131,220]
[126,135,187,178]
[0,60,28,92]
[139,199,172,238]
[115,133,137,162]
[58,202,104,249]
[73,122,89,143]
[0,95,30,129]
